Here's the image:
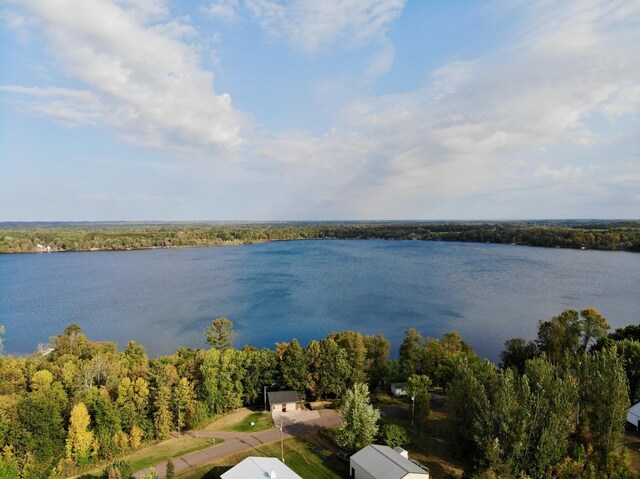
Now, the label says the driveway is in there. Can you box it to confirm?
[134,409,341,478]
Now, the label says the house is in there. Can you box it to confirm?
[349,444,429,479]
[268,391,300,413]
[390,383,407,396]
[627,401,640,429]
[220,457,302,479]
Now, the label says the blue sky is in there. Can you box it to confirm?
[1,0,639,221]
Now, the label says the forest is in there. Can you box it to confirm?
[0,309,638,478]
[0,220,639,253]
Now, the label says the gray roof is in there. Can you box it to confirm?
[220,457,302,479]
[267,390,299,405]
[350,445,428,479]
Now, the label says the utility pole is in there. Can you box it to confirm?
[280,422,285,463]
[411,394,415,427]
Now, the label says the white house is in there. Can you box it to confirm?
[390,383,407,396]
[349,444,429,479]
[221,457,302,479]
[268,391,300,413]
[627,401,640,429]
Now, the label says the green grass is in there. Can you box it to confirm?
[72,435,223,478]
[175,437,347,479]
[223,411,273,433]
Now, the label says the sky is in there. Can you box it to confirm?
[1,0,639,221]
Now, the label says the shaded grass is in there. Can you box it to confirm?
[175,437,347,479]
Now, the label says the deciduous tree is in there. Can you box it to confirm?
[336,383,380,452]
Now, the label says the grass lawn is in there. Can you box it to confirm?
[174,437,347,479]
[621,430,640,476]
[73,435,223,478]
[202,408,274,433]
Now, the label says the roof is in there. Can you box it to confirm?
[268,390,299,405]
[220,457,302,479]
[350,445,428,479]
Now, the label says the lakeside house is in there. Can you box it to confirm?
[349,444,429,479]
[221,457,302,479]
[268,390,300,413]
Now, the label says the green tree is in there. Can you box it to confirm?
[406,374,431,426]
[166,458,175,479]
[380,424,410,449]
[205,317,236,351]
[364,334,391,391]
[329,331,368,387]
[153,385,172,440]
[399,328,423,380]
[336,383,380,452]
[66,402,97,467]
[499,338,535,373]
[277,339,309,396]
[318,337,350,398]
[172,378,193,435]
[579,348,629,457]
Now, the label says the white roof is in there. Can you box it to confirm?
[627,401,640,424]
[350,445,428,479]
[220,457,302,479]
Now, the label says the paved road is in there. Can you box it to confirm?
[134,410,340,478]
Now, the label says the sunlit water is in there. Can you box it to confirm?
[1,240,638,362]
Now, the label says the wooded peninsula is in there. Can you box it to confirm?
[1,220,639,253]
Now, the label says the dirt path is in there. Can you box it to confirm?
[134,410,340,478]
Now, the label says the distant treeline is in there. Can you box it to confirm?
[0,220,639,253]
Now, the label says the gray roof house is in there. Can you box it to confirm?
[267,391,300,413]
[221,457,302,479]
[349,444,429,479]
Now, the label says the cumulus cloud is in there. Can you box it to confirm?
[245,0,405,52]
[4,0,244,153]
[256,0,640,218]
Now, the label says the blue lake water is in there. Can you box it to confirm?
[1,240,638,362]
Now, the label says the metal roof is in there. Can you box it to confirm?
[350,445,428,479]
[268,390,300,404]
[220,457,302,479]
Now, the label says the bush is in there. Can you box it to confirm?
[102,460,134,479]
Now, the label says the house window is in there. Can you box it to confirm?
[350,466,355,478]
[282,404,287,412]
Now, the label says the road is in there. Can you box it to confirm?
[134,410,340,478]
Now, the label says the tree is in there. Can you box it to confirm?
[406,374,432,426]
[318,337,350,398]
[336,383,380,452]
[380,424,410,449]
[329,331,368,387]
[166,458,175,479]
[15,395,66,469]
[277,339,309,396]
[399,329,423,380]
[364,334,391,391]
[579,347,629,457]
[499,338,535,373]
[66,402,97,467]
[102,460,133,479]
[205,317,236,350]
[172,378,193,435]
[153,385,172,440]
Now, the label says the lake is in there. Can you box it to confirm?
[1,240,638,362]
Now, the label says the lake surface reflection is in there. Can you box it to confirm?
[1,240,638,362]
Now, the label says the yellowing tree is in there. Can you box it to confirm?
[66,402,97,467]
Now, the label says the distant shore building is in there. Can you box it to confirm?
[268,390,300,413]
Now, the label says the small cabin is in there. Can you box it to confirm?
[391,383,407,396]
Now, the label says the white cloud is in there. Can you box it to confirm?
[256,0,640,218]
[202,0,240,23]
[245,0,405,52]
[6,0,245,153]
